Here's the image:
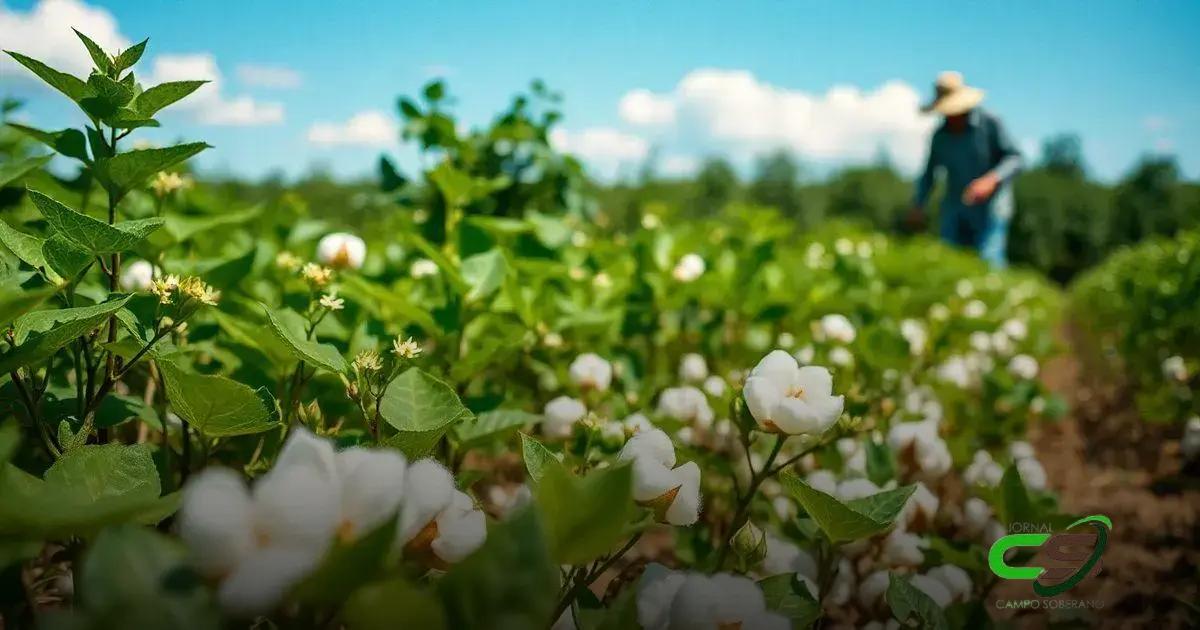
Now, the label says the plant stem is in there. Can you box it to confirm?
[548,532,643,627]
[715,434,786,569]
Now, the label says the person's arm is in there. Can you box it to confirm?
[987,115,1023,183]
[912,138,939,210]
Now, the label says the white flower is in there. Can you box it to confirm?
[672,253,706,282]
[881,529,926,567]
[776,332,796,349]
[963,450,1004,487]
[834,238,854,256]
[1016,457,1047,491]
[793,345,815,365]
[969,331,992,353]
[410,258,438,278]
[805,469,837,496]
[1183,416,1200,461]
[963,299,987,318]
[927,565,972,603]
[593,272,612,289]
[678,353,709,383]
[657,386,715,426]
[835,477,880,501]
[955,279,974,298]
[179,429,342,615]
[909,573,952,608]
[1008,354,1039,380]
[702,375,727,398]
[929,303,950,321]
[828,347,854,367]
[568,353,613,391]
[760,533,817,580]
[316,232,366,269]
[962,497,992,535]
[622,412,654,435]
[817,314,857,344]
[900,319,927,356]
[641,213,661,230]
[743,350,844,435]
[619,429,701,526]
[119,260,155,291]
[1162,355,1188,382]
[637,566,790,630]
[599,421,627,446]
[1009,440,1035,461]
[901,481,939,529]
[1002,317,1029,340]
[936,355,975,389]
[991,331,1014,356]
[543,396,586,439]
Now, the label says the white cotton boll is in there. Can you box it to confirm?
[657,386,714,426]
[829,347,854,367]
[887,419,938,453]
[568,353,613,391]
[927,565,972,602]
[1008,354,1039,380]
[637,565,686,630]
[1162,355,1188,382]
[1017,457,1047,491]
[399,459,455,543]
[991,331,1014,356]
[793,345,815,365]
[962,497,992,535]
[806,470,838,496]
[929,303,950,321]
[623,412,654,435]
[217,547,326,616]
[881,529,926,567]
[985,519,1007,545]
[663,462,702,526]
[251,464,341,551]
[119,260,155,291]
[1009,441,1035,461]
[702,375,727,398]
[679,353,709,383]
[914,435,952,478]
[334,447,407,539]
[836,478,880,501]
[672,253,706,282]
[543,396,586,439]
[963,450,1003,487]
[600,421,627,447]
[316,232,366,269]
[743,351,844,436]
[179,468,255,577]
[955,279,974,298]
[777,332,796,349]
[410,258,438,278]
[826,557,856,606]
[431,490,487,563]
[900,319,928,356]
[272,427,339,482]
[969,331,992,353]
[620,428,676,468]
[909,573,953,608]
[937,356,973,389]
[1003,318,1028,341]
[963,300,986,319]
[1183,417,1200,460]
[857,569,891,609]
[818,314,857,344]
[761,533,818,580]
[902,482,939,528]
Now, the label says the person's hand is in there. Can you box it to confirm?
[905,206,926,232]
[962,173,999,205]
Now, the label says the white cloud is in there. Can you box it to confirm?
[0,0,129,77]
[659,154,699,177]
[619,89,677,126]
[306,110,397,147]
[236,63,302,89]
[1142,115,1170,133]
[146,54,284,126]
[550,127,649,179]
[619,69,937,172]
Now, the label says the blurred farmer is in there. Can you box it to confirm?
[908,71,1022,267]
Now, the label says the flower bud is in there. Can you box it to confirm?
[731,521,767,568]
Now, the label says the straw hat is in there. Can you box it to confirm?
[921,71,984,115]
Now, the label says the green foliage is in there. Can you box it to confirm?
[378,368,474,456]
[782,473,915,543]
[535,463,636,564]
[158,359,277,437]
[886,572,950,630]
[758,573,821,628]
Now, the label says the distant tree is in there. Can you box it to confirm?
[749,150,806,223]
[824,164,909,230]
[692,157,740,216]
[1040,134,1087,178]
[1111,156,1184,247]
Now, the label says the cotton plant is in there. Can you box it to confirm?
[316,232,367,269]
[636,565,791,630]
[618,429,702,525]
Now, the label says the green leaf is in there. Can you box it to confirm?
[864,437,897,487]
[379,368,473,457]
[210,309,293,365]
[6,123,90,162]
[158,360,278,437]
[81,73,134,119]
[437,508,558,630]
[42,232,93,279]
[74,525,219,630]
[0,443,168,538]
[535,463,636,564]
[781,473,915,543]
[262,306,348,374]
[92,143,210,195]
[0,154,51,188]
[454,409,539,446]
[344,578,447,630]
[758,573,822,628]
[886,572,949,630]
[337,274,439,332]
[162,205,260,242]
[0,296,131,374]
[0,218,54,274]
[999,464,1036,526]
[134,81,208,118]
[4,51,92,103]
[461,248,507,302]
[28,190,164,253]
[73,29,112,73]
[294,518,397,607]
[519,433,561,486]
[112,39,148,72]
[0,285,53,331]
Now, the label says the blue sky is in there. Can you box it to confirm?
[3,0,1198,182]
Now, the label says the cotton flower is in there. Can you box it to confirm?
[592,272,612,289]
[936,355,974,389]
[900,319,927,356]
[678,353,709,383]
[1008,354,1039,380]
[793,345,815,365]
[961,497,992,535]
[887,420,951,478]
[672,253,706,283]
[301,263,334,287]
[636,566,790,630]
[828,346,854,367]
[275,251,302,271]
[318,292,344,311]
[150,171,190,196]
[858,570,891,610]
[817,314,857,344]
[743,350,844,435]
[568,353,613,391]
[901,481,939,530]
[760,533,818,580]
[991,331,1014,356]
[409,258,438,278]
[622,412,654,436]
[1016,457,1047,491]
[837,438,866,475]
[805,469,837,496]
[1162,355,1188,382]
[399,460,486,565]
[929,303,950,321]
[334,446,409,540]
[119,260,155,291]
[1002,317,1029,341]
[927,565,972,603]
[776,332,796,349]
[392,336,423,359]
[1009,441,1035,461]
[657,386,715,427]
[702,375,727,398]
[881,529,926,567]
[963,450,1003,487]
[619,429,701,526]
[316,232,366,269]
[543,396,586,439]
[963,300,987,318]
[969,331,992,353]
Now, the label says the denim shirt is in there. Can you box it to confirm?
[913,108,1023,220]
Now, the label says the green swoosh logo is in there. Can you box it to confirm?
[1032,514,1111,596]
